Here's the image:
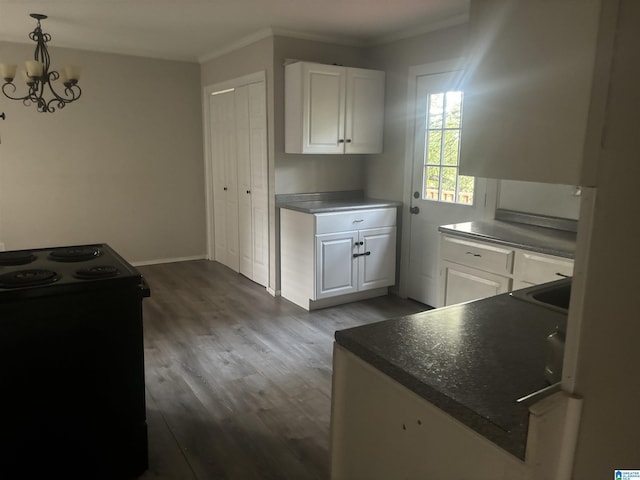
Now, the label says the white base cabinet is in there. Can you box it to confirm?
[439,234,574,307]
[281,208,397,310]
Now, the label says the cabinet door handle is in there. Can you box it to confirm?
[354,241,364,246]
[338,139,345,143]
[345,139,352,143]
[555,272,570,278]
[465,251,482,257]
[353,251,371,258]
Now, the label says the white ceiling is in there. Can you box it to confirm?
[0,0,469,63]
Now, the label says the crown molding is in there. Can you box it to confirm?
[372,13,469,46]
[198,28,275,64]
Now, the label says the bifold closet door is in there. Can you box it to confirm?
[210,90,239,272]
[211,80,268,287]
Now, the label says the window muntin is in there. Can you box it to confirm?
[422,91,474,205]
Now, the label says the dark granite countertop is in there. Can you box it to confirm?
[335,293,567,460]
[279,198,402,214]
[439,219,576,258]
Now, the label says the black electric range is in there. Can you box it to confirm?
[0,243,150,479]
[0,243,149,300]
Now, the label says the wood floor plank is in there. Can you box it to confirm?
[137,260,427,479]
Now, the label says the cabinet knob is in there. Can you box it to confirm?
[246,190,251,194]
[338,139,345,143]
[345,139,352,143]
[354,241,364,246]
[223,187,228,191]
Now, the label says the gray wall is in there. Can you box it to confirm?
[365,25,469,201]
[497,181,581,219]
[0,42,205,264]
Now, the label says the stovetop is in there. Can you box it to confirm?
[0,243,144,300]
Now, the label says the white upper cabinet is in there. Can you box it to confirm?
[285,62,385,154]
[460,0,617,186]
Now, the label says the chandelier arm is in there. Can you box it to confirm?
[1,82,30,102]
[45,74,82,103]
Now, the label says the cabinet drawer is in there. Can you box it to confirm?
[440,236,514,276]
[514,251,574,285]
[315,208,396,235]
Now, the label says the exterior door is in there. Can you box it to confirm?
[407,68,492,307]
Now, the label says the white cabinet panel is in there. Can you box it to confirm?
[359,227,396,291]
[285,62,385,154]
[315,208,396,235]
[442,261,511,306]
[345,67,385,154]
[316,232,359,299]
[440,235,514,276]
[513,251,574,286]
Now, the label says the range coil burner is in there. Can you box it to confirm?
[48,246,103,262]
[74,265,120,279]
[0,268,60,287]
[0,251,37,266]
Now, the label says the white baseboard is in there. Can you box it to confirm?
[131,254,207,267]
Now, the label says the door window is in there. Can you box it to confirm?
[422,90,475,205]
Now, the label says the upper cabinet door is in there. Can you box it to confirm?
[460,0,614,186]
[344,68,385,154]
[285,62,385,154]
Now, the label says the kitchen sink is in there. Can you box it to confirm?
[510,278,571,314]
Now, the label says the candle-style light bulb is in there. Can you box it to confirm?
[64,66,81,83]
[25,60,44,78]
[0,64,17,82]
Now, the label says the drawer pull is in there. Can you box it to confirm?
[556,272,570,278]
[466,251,482,257]
[353,219,364,223]
[353,251,371,258]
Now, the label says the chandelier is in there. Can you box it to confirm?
[0,14,81,113]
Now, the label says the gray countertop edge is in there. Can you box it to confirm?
[437,226,575,259]
[335,332,529,460]
[279,198,402,214]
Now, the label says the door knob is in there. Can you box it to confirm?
[410,206,420,214]
[413,191,420,199]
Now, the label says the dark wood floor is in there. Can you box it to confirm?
[137,260,427,480]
